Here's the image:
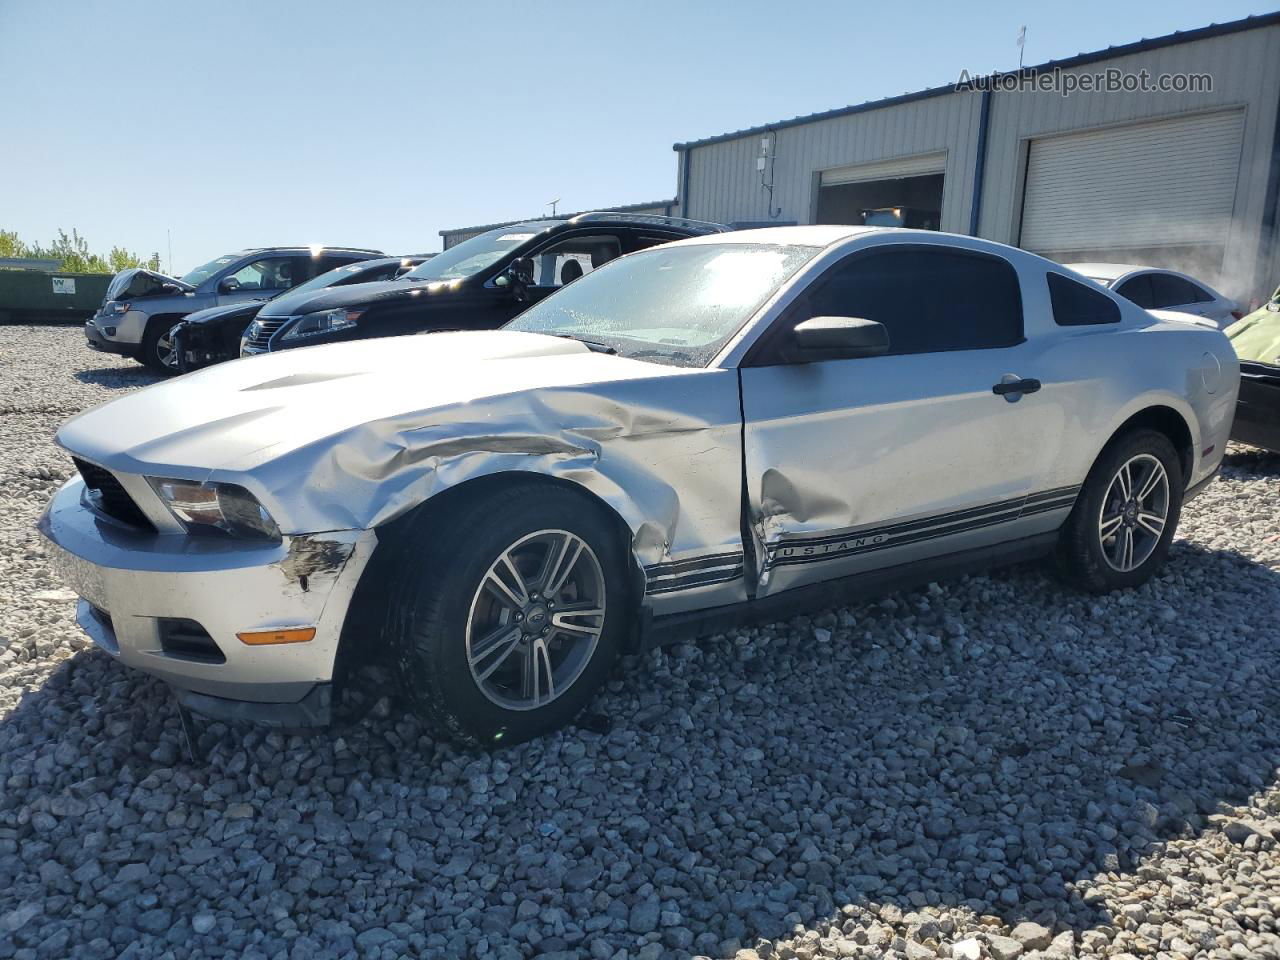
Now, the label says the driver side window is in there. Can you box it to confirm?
[527,234,622,288]
[789,247,1023,357]
[224,257,297,291]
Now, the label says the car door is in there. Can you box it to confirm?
[739,244,1068,597]
[214,256,305,306]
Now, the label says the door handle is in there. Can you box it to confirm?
[992,377,1041,397]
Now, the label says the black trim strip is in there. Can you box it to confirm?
[771,494,1028,552]
[1021,496,1078,518]
[644,550,744,578]
[647,566,745,595]
[769,508,1023,568]
[1025,485,1081,505]
[766,484,1082,570]
[644,485,1082,595]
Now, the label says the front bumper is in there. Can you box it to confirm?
[83,319,138,356]
[38,477,377,723]
[1230,364,1280,453]
[175,321,246,373]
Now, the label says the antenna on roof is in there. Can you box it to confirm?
[1017,25,1027,68]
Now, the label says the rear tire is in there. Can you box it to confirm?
[1053,428,1183,592]
[384,483,629,747]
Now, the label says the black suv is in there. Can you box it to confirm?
[241,214,727,355]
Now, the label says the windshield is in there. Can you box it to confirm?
[505,242,820,367]
[403,225,551,282]
[180,255,238,287]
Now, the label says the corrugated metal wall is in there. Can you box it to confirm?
[679,22,1280,300]
[683,92,984,233]
[978,23,1280,298]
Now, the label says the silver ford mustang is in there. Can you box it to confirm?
[39,227,1239,745]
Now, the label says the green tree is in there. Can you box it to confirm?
[0,231,22,259]
[0,227,156,273]
[108,245,149,272]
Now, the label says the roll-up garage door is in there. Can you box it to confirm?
[1019,110,1244,261]
[821,152,947,186]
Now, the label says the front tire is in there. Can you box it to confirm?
[385,483,629,747]
[140,318,181,374]
[1054,429,1183,592]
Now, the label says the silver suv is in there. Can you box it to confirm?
[85,246,382,370]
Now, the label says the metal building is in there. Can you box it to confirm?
[439,199,676,250]
[673,13,1280,304]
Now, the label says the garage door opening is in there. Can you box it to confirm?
[816,173,944,229]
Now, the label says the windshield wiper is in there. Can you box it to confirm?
[549,333,617,354]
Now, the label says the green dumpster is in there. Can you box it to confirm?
[0,270,112,324]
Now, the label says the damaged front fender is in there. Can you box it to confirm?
[248,372,748,613]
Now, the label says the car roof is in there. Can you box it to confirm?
[351,255,427,268]
[1063,262,1152,280]
[674,225,882,248]
[465,214,728,239]
[673,225,1045,253]
[232,245,384,256]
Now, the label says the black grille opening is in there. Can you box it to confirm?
[72,457,155,531]
[158,619,226,664]
[243,317,290,352]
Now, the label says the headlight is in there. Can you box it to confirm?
[147,478,281,540]
[281,308,364,341]
[102,301,131,316]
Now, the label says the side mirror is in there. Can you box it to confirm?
[790,316,889,361]
[218,276,241,293]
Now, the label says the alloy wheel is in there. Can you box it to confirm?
[156,329,179,370]
[1098,453,1169,572]
[465,529,606,711]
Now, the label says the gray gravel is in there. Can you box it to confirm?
[2,324,1280,960]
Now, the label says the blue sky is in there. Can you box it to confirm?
[0,0,1270,272]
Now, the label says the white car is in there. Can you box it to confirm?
[1066,263,1240,329]
[39,228,1239,745]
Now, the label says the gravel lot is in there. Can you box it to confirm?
[2,324,1279,960]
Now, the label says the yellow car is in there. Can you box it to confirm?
[1226,286,1280,452]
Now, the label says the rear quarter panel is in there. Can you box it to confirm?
[1027,302,1237,492]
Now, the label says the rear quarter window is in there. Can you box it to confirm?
[1049,273,1121,326]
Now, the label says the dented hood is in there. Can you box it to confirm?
[105,267,195,301]
[57,331,718,527]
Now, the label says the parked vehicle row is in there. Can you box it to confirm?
[237,213,728,357]
[43,225,1239,744]
[84,246,385,371]
[171,256,432,373]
